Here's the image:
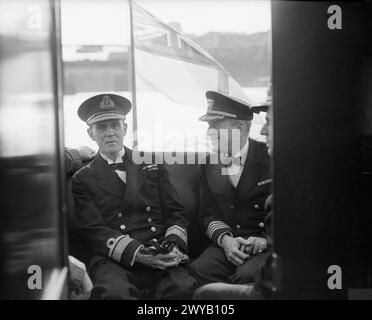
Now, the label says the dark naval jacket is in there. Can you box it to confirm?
[71,146,189,269]
[254,194,280,298]
[199,138,272,246]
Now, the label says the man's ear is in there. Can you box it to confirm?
[240,121,252,134]
[247,120,252,133]
[123,121,128,136]
[87,127,95,141]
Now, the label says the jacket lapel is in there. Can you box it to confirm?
[95,153,125,198]
[121,147,145,210]
[234,139,270,201]
[207,159,234,200]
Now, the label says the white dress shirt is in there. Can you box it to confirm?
[226,139,249,188]
[216,139,250,246]
[100,147,126,183]
[100,147,142,264]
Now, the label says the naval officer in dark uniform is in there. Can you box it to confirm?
[71,93,196,299]
[190,91,272,287]
[193,86,279,299]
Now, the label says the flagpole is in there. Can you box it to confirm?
[129,0,138,149]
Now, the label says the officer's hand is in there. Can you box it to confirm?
[68,256,93,300]
[135,251,180,270]
[244,237,267,255]
[70,272,93,300]
[77,146,96,162]
[168,245,189,264]
[220,235,249,266]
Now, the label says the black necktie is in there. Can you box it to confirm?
[109,162,126,172]
[225,155,242,167]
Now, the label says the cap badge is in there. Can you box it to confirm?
[99,95,116,110]
[207,98,214,111]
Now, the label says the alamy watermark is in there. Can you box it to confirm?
[327,5,342,30]
[27,265,42,290]
[131,127,243,175]
[327,265,342,290]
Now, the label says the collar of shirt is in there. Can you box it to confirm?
[100,147,125,165]
[224,139,249,187]
[233,139,249,166]
[222,139,249,166]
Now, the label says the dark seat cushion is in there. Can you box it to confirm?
[164,163,209,258]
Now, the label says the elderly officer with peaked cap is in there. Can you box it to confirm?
[71,93,196,299]
[193,85,279,299]
[189,90,272,288]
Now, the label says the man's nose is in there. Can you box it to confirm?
[105,128,115,136]
[260,124,268,136]
[207,127,218,137]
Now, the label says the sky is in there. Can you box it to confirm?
[61,0,271,45]
[60,0,271,149]
[137,0,271,36]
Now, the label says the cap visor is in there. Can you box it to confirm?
[87,113,125,125]
[198,114,226,122]
[251,105,270,113]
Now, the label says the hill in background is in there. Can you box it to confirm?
[63,31,271,94]
[188,31,271,87]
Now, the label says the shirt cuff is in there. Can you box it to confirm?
[164,225,188,252]
[130,245,144,266]
[206,220,233,246]
[217,231,233,247]
[107,235,143,268]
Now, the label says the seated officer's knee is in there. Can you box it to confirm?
[193,283,227,300]
[230,268,255,284]
[90,282,136,300]
[156,267,197,300]
[188,260,197,274]
[230,253,268,284]
[189,258,206,277]
[194,283,264,300]
[90,262,141,300]
[188,261,205,285]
